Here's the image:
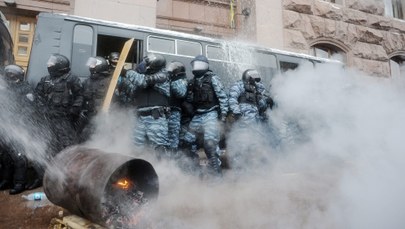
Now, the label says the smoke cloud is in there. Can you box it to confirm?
[2,61,405,228]
[139,63,405,229]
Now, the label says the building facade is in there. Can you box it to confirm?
[278,0,405,77]
[1,0,404,77]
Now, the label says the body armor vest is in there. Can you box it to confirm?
[170,96,183,110]
[9,82,31,99]
[133,87,169,108]
[238,82,258,106]
[192,73,218,110]
[83,74,111,113]
[42,74,72,108]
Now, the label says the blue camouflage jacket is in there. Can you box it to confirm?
[228,80,268,119]
[188,71,228,117]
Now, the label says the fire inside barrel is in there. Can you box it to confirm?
[43,146,159,228]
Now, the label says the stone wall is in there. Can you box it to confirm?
[156,0,236,38]
[282,0,405,77]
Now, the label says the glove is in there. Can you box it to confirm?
[135,60,147,74]
[145,72,168,85]
[25,93,34,102]
[232,113,242,120]
[267,96,274,109]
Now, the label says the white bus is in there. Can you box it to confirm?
[26,12,340,89]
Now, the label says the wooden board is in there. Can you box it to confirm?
[101,38,134,112]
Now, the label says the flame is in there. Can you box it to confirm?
[116,178,131,190]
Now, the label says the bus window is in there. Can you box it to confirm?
[177,40,202,57]
[148,36,175,54]
[254,51,277,69]
[207,45,228,61]
[280,61,299,72]
[253,51,278,89]
[278,55,313,73]
[72,25,93,77]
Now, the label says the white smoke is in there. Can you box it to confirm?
[120,63,404,229]
[3,61,405,228]
[0,77,52,169]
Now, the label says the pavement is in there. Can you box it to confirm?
[0,187,64,229]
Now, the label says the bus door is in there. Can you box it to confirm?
[72,25,146,80]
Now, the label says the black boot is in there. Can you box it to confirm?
[27,178,42,190]
[0,180,11,190]
[204,140,222,176]
[154,145,169,160]
[9,183,25,195]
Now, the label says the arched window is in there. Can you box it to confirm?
[390,55,405,78]
[310,43,347,64]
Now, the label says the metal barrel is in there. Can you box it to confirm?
[43,146,159,227]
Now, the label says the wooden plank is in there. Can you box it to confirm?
[63,215,105,229]
[101,38,134,112]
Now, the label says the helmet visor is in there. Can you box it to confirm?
[86,57,101,68]
[191,61,209,71]
[246,70,261,82]
[166,62,179,73]
[47,55,58,67]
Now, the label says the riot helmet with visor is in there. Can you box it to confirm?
[4,64,25,82]
[47,54,70,77]
[86,56,109,75]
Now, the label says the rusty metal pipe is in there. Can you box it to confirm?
[43,146,159,227]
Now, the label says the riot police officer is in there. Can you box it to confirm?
[0,64,31,194]
[227,69,273,171]
[166,61,188,152]
[35,54,83,154]
[183,55,228,176]
[79,56,112,142]
[118,53,172,157]
[229,69,270,125]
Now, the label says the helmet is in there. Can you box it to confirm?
[4,65,25,82]
[242,69,261,83]
[108,52,120,68]
[86,56,109,74]
[144,53,166,74]
[167,61,185,78]
[47,54,70,77]
[190,55,209,76]
[191,55,209,64]
[190,55,209,69]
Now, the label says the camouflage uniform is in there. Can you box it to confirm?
[227,79,271,170]
[228,80,269,125]
[183,70,228,174]
[119,69,171,150]
[168,75,188,150]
